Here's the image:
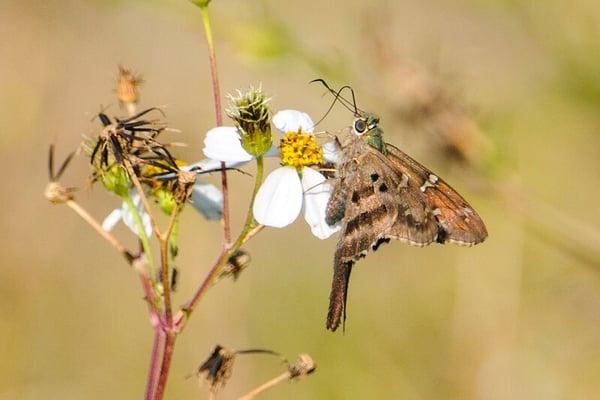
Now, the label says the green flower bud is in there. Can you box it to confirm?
[153,188,178,216]
[100,164,130,198]
[226,87,272,157]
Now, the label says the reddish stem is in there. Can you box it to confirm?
[175,248,230,329]
[153,333,176,400]
[144,329,164,400]
[200,4,231,245]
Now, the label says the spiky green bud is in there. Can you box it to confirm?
[226,87,272,157]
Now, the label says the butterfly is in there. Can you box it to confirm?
[313,80,488,331]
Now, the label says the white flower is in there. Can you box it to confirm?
[255,110,340,239]
[102,189,153,238]
[202,109,341,239]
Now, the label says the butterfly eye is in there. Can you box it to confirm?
[353,119,367,135]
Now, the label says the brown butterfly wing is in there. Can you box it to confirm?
[384,143,488,246]
[325,144,439,331]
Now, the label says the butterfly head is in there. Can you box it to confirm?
[353,112,385,152]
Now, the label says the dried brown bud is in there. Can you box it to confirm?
[46,145,76,203]
[220,249,251,281]
[197,345,236,393]
[45,182,75,204]
[173,170,196,205]
[288,354,316,379]
[116,65,143,112]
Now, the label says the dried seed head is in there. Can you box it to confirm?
[116,65,143,112]
[173,170,196,205]
[226,87,272,157]
[44,182,75,204]
[220,249,251,281]
[197,345,236,393]
[288,354,316,379]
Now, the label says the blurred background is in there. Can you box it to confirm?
[2,0,600,398]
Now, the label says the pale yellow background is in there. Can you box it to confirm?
[1,0,600,399]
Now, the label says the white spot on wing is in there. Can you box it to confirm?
[399,174,409,188]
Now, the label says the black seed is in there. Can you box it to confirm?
[370,173,379,182]
[351,191,360,203]
[379,183,388,192]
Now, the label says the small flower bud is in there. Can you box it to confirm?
[100,164,130,198]
[153,188,177,216]
[226,87,272,157]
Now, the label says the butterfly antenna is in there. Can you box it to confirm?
[310,79,365,119]
[311,85,352,126]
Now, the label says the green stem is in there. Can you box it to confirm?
[124,194,157,282]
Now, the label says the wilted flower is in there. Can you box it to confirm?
[115,65,143,114]
[288,354,316,379]
[219,249,251,281]
[196,345,236,393]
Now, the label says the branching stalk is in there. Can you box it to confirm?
[176,156,264,330]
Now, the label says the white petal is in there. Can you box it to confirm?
[301,167,341,239]
[190,180,223,220]
[253,166,303,228]
[322,140,342,165]
[121,191,153,238]
[273,110,314,133]
[203,126,254,163]
[102,208,122,232]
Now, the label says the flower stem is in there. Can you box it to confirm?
[199,4,231,246]
[64,199,134,263]
[124,194,157,280]
[200,5,222,125]
[238,371,291,400]
[176,156,264,330]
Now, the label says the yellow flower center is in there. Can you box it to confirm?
[279,131,323,169]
